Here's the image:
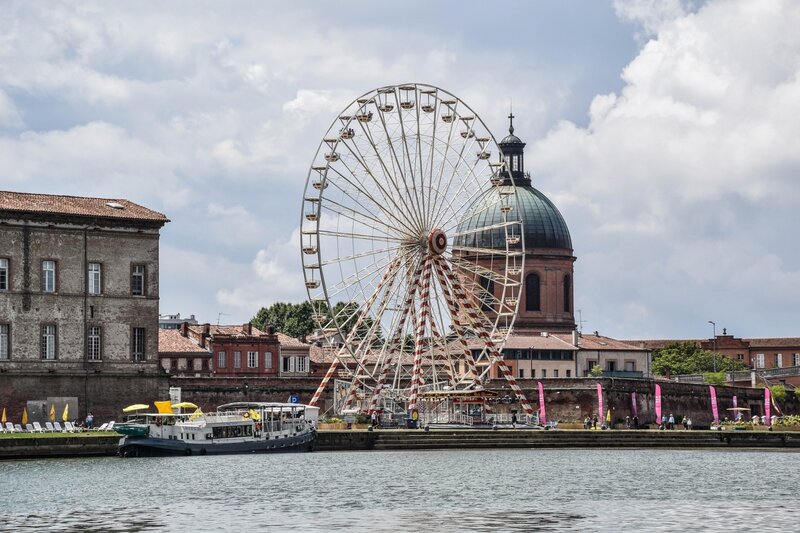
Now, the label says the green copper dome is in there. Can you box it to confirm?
[454,184,572,251]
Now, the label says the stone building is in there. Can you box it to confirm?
[0,191,168,373]
[0,191,169,421]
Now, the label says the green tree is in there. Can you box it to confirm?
[251,301,315,339]
[769,384,788,405]
[652,342,748,376]
[589,364,603,378]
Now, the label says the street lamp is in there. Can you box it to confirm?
[708,320,717,372]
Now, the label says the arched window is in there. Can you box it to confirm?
[525,273,540,311]
[563,275,571,313]
[479,275,494,312]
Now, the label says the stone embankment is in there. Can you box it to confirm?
[313,429,800,451]
[1,430,798,459]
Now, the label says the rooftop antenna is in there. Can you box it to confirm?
[217,312,230,326]
[576,309,586,334]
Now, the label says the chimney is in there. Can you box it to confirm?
[267,324,275,335]
[245,322,252,335]
[572,330,579,346]
[203,323,211,335]
[180,322,188,337]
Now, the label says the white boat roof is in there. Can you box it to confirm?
[217,402,315,409]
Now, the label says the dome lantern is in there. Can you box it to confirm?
[498,112,530,186]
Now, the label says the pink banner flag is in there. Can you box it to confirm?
[765,387,771,424]
[537,381,547,425]
[655,384,662,424]
[597,383,604,422]
[732,395,738,420]
[631,391,638,418]
[709,385,719,422]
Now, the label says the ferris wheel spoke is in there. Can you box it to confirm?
[338,136,422,234]
[392,89,428,231]
[325,155,420,237]
[371,96,426,232]
[351,103,424,232]
[429,141,488,229]
[320,178,416,237]
[427,114,483,225]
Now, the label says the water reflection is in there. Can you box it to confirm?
[1,449,797,532]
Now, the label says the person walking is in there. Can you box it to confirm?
[633,415,639,429]
[682,417,689,430]
[668,413,675,430]
[511,412,518,429]
[625,415,631,429]
[592,414,598,429]
[686,417,692,430]
[584,416,590,429]
[85,412,94,430]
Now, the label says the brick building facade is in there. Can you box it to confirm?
[158,322,311,378]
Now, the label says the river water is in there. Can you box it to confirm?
[1,449,797,532]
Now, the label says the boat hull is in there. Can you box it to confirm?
[118,431,316,457]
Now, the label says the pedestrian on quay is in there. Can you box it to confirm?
[85,412,94,430]
[584,416,590,429]
[682,416,688,430]
[625,415,631,429]
[633,415,639,429]
[511,412,518,429]
[668,413,675,430]
[660,414,667,430]
[592,414,598,429]
[686,417,692,430]
[371,411,378,428]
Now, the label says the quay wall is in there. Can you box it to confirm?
[2,430,799,460]
[2,374,796,428]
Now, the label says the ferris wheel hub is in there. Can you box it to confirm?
[427,228,447,255]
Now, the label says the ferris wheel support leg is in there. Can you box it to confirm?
[312,256,403,410]
[310,359,339,407]
[435,257,534,416]
[408,257,433,412]
[431,258,482,387]
[368,256,426,413]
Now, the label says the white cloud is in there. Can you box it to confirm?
[614,0,697,38]
[534,0,800,337]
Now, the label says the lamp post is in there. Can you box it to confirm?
[708,320,717,372]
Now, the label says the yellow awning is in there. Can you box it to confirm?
[171,402,198,410]
[154,400,174,414]
[122,404,150,413]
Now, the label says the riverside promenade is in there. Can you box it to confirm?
[1,429,799,459]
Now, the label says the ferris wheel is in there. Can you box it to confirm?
[301,83,533,417]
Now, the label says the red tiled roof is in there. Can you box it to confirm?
[158,329,210,355]
[186,324,268,337]
[561,333,649,352]
[744,338,800,348]
[276,332,308,347]
[0,191,169,223]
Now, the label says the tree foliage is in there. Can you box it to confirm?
[770,384,788,405]
[251,301,315,339]
[251,300,383,343]
[652,341,748,376]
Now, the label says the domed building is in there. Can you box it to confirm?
[457,114,576,334]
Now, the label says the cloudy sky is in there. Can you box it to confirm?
[2,0,798,340]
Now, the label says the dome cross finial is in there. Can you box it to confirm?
[508,111,515,135]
